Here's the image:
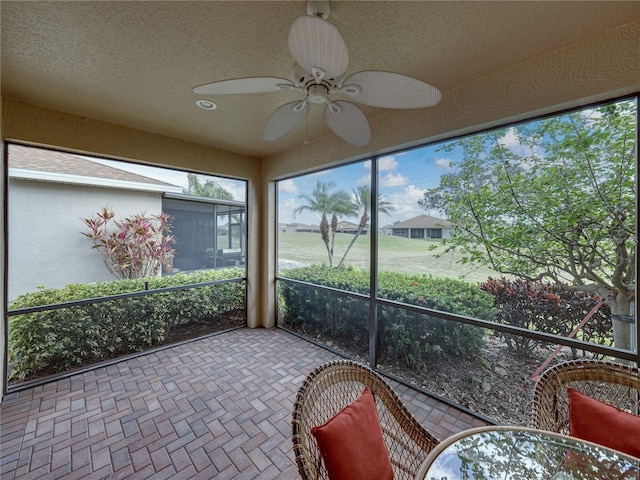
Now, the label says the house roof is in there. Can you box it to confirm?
[393,214,452,229]
[9,145,176,186]
[336,221,360,230]
[9,144,182,193]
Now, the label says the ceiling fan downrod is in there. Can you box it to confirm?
[307,0,330,19]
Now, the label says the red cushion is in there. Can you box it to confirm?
[568,387,640,458]
[311,386,394,480]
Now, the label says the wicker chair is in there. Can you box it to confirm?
[291,360,439,480]
[530,359,640,435]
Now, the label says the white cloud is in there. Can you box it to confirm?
[434,157,453,170]
[279,198,319,225]
[385,184,428,221]
[215,178,246,201]
[499,126,547,162]
[500,127,526,156]
[380,172,407,188]
[357,174,369,186]
[362,156,397,173]
[358,156,403,185]
[378,155,398,172]
[278,179,299,195]
[581,108,600,119]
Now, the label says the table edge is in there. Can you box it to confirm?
[415,425,640,479]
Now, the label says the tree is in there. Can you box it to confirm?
[337,185,394,267]
[183,173,233,200]
[418,99,636,350]
[82,207,176,279]
[294,180,356,267]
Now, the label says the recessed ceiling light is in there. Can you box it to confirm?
[196,99,217,110]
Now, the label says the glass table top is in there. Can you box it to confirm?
[420,427,640,480]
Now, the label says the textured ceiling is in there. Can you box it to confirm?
[2,1,639,158]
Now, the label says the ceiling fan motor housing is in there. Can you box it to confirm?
[308,84,329,103]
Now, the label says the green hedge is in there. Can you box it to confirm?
[280,265,496,368]
[9,268,245,381]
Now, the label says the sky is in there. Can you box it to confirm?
[88,115,565,228]
[277,141,459,226]
[277,100,637,227]
[89,157,246,201]
[88,142,458,226]
[276,118,561,226]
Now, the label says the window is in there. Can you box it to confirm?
[277,96,638,425]
[6,145,247,388]
[7,145,246,300]
[164,196,246,272]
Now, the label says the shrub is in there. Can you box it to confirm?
[8,268,245,381]
[480,277,612,356]
[280,265,495,369]
[280,265,369,344]
[82,207,176,279]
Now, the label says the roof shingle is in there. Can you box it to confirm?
[9,144,178,187]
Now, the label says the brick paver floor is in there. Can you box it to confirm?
[0,328,490,479]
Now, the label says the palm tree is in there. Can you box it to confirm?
[337,186,394,268]
[294,180,356,267]
[328,190,357,262]
[184,173,233,200]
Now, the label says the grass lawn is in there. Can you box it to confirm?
[278,232,502,283]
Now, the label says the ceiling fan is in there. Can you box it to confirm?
[192,1,441,147]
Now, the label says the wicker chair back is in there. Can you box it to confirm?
[291,360,440,480]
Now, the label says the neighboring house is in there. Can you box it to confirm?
[8,144,183,301]
[7,145,247,301]
[280,223,303,233]
[292,223,321,234]
[381,224,394,236]
[335,221,367,235]
[391,214,453,239]
[280,221,366,235]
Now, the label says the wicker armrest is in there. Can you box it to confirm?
[291,360,439,480]
[530,359,640,434]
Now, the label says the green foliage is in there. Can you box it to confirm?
[418,99,636,324]
[183,173,234,200]
[8,268,245,381]
[280,265,495,369]
[480,277,612,356]
[280,267,369,348]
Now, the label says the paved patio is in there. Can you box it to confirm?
[1,328,490,479]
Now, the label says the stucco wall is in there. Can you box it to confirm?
[7,179,162,302]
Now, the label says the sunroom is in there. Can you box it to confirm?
[1,1,639,479]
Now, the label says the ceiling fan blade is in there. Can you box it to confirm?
[288,15,349,79]
[263,101,309,141]
[342,71,442,108]
[324,101,371,147]
[193,77,294,95]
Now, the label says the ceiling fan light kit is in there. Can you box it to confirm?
[192,2,441,147]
